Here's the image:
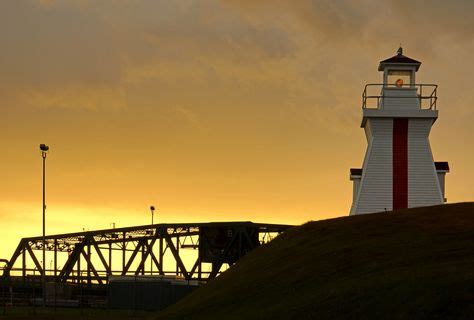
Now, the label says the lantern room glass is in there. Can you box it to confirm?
[386,70,412,88]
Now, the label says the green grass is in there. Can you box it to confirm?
[156,203,474,320]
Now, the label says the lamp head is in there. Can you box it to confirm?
[39,144,49,152]
[150,205,155,211]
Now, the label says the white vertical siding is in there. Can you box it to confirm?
[351,118,393,215]
[352,178,361,203]
[436,172,446,201]
[408,119,443,207]
[381,88,420,110]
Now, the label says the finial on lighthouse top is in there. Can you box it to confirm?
[397,45,403,55]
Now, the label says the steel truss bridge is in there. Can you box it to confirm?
[1,222,291,285]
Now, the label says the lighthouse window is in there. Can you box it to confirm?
[387,70,412,88]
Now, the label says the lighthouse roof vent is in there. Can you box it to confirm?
[378,47,421,71]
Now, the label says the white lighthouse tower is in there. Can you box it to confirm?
[350,47,449,215]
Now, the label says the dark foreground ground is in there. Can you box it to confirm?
[0,306,151,319]
[2,203,473,319]
[157,203,474,320]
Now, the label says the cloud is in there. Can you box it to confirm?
[0,0,473,226]
[19,86,127,110]
[1,0,299,112]
[1,0,473,131]
[172,106,205,131]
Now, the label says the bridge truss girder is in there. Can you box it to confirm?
[2,222,291,285]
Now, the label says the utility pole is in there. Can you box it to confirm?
[40,144,49,307]
[150,205,155,275]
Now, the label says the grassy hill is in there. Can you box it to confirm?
[157,203,474,320]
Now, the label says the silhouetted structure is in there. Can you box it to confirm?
[1,222,290,285]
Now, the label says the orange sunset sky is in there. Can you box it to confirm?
[1,0,473,259]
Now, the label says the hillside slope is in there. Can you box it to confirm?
[157,203,474,320]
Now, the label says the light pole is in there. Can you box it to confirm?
[150,205,155,275]
[150,206,155,225]
[39,143,49,306]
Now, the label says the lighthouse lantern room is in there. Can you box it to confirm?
[350,48,449,215]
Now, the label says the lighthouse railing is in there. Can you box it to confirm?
[362,83,437,110]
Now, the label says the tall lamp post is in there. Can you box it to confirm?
[39,144,49,306]
[150,205,155,275]
[150,205,155,225]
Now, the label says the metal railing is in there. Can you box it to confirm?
[362,83,438,110]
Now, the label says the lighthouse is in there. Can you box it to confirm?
[350,48,449,215]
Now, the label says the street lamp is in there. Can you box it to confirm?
[150,205,155,225]
[39,144,49,306]
[150,205,155,275]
